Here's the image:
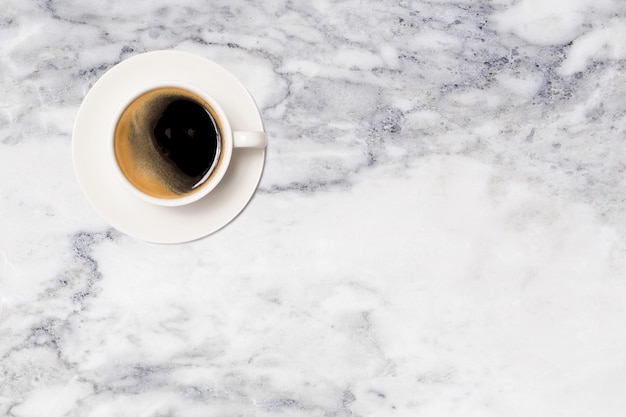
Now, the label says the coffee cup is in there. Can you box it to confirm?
[109,81,267,207]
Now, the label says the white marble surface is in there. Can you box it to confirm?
[1,0,626,415]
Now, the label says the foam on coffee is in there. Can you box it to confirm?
[114,87,223,199]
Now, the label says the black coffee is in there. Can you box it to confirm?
[114,87,222,199]
[153,99,219,179]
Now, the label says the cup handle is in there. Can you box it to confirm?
[233,131,267,148]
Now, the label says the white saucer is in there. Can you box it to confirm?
[72,51,266,243]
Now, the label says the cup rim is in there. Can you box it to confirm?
[109,81,234,207]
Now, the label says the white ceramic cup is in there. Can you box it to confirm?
[109,81,267,207]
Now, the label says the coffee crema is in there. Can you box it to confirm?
[113,87,223,199]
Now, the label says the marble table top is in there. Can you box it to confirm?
[1,0,626,415]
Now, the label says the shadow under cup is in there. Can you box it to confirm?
[113,86,225,202]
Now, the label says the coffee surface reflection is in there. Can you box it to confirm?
[114,87,222,199]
